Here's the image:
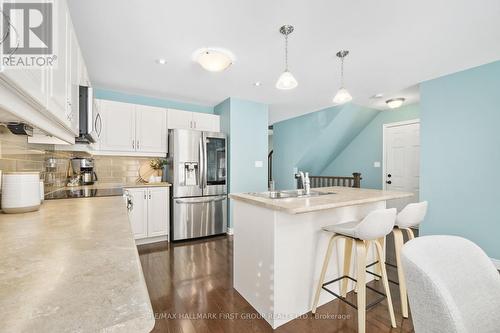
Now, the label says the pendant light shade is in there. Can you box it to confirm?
[333,50,352,105]
[333,87,353,104]
[276,25,298,90]
[276,70,298,90]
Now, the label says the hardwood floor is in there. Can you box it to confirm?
[138,235,414,333]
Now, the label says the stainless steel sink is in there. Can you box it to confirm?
[250,189,336,199]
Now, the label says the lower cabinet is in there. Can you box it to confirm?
[125,187,169,244]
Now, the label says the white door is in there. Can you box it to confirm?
[384,120,420,211]
[135,105,167,153]
[147,187,169,237]
[127,189,148,239]
[193,113,220,132]
[99,100,136,152]
[167,109,194,129]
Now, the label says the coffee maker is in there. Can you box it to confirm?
[71,158,98,185]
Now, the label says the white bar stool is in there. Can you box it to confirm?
[311,208,398,333]
[391,201,428,318]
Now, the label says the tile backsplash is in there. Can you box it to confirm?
[0,126,154,193]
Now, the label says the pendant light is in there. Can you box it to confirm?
[276,25,298,90]
[332,50,352,104]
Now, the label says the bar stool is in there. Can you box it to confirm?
[391,201,428,318]
[311,208,397,333]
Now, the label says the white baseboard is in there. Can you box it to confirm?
[227,227,234,235]
[491,257,500,270]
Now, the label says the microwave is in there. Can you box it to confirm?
[76,86,100,143]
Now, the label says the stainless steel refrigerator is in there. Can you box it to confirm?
[167,129,227,241]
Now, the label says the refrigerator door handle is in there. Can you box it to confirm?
[198,138,204,189]
[203,135,208,189]
[175,195,226,204]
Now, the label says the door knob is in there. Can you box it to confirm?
[386,180,392,184]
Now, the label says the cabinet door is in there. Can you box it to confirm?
[67,25,80,134]
[135,105,167,153]
[48,0,69,124]
[147,188,169,237]
[127,189,148,239]
[193,113,220,132]
[99,100,136,152]
[167,109,193,129]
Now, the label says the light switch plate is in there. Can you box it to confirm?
[255,160,263,168]
[373,161,381,168]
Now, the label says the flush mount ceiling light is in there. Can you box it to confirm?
[386,97,406,109]
[156,58,167,65]
[193,48,234,72]
[332,50,353,105]
[276,25,298,90]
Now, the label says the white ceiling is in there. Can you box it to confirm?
[67,0,500,123]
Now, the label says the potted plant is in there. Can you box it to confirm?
[150,158,168,181]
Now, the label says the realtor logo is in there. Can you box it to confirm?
[1,1,55,67]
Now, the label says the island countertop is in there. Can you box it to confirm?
[229,186,413,214]
[0,196,155,332]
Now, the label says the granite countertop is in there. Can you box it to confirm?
[229,186,413,214]
[0,197,155,332]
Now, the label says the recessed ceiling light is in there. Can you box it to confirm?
[371,93,384,99]
[253,82,262,87]
[386,98,406,109]
[193,48,234,72]
[156,58,167,65]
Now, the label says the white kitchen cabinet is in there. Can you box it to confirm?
[126,187,169,243]
[99,100,136,152]
[127,188,148,239]
[167,109,220,132]
[135,105,167,153]
[96,99,167,155]
[147,187,170,237]
[67,25,80,134]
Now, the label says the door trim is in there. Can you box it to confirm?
[382,118,420,191]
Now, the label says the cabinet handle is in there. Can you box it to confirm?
[194,121,196,129]
[144,193,146,199]
[132,140,135,149]
[149,193,152,199]
[137,140,140,150]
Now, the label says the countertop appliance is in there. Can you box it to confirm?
[45,187,123,200]
[1,172,41,213]
[71,158,98,185]
[167,129,227,241]
[76,86,101,143]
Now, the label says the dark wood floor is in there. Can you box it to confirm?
[138,235,415,333]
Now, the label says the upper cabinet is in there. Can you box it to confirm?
[96,99,167,156]
[167,109,220,132]
[0,0,87,141]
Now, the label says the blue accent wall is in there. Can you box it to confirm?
[215,98,268,227]
[94,88,214,114]
[322,104,420,189]
[420,61,500,259]
[272,104,379,190]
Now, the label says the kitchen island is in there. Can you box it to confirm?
[229,186,412,329]
[0,196,155,332]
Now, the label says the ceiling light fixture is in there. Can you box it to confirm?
[253,82,262,87]
[371,93,384,99]
[156,58,167,65]
[193,48,234,72]
[276,25,298,90]
[332,50,352,105]
[386,98,406,109]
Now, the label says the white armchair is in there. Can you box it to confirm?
[401,235,500,333]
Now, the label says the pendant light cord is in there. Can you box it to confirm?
[340,56,344,88]
[284,34,289,71]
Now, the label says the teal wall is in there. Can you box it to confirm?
[322,104,420,189]
[272,103,379,190]
[420,61,500,259]
[94,88,214,114]
[215,98,268,227]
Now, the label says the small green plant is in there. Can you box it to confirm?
[150,158,168,170]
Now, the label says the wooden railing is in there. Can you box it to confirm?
[297,172,362,189]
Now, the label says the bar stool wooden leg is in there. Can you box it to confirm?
[312,235,340,314]
[373,237,385,280]
[406,228,415,240]
[393,228,409,318]
[341,237,353,297]
[374,240,397,328]
[355,240,367,333]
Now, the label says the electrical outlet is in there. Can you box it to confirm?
[255,160,263,168]
[373,161,381,168]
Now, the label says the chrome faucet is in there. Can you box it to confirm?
[298,171,311,195]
